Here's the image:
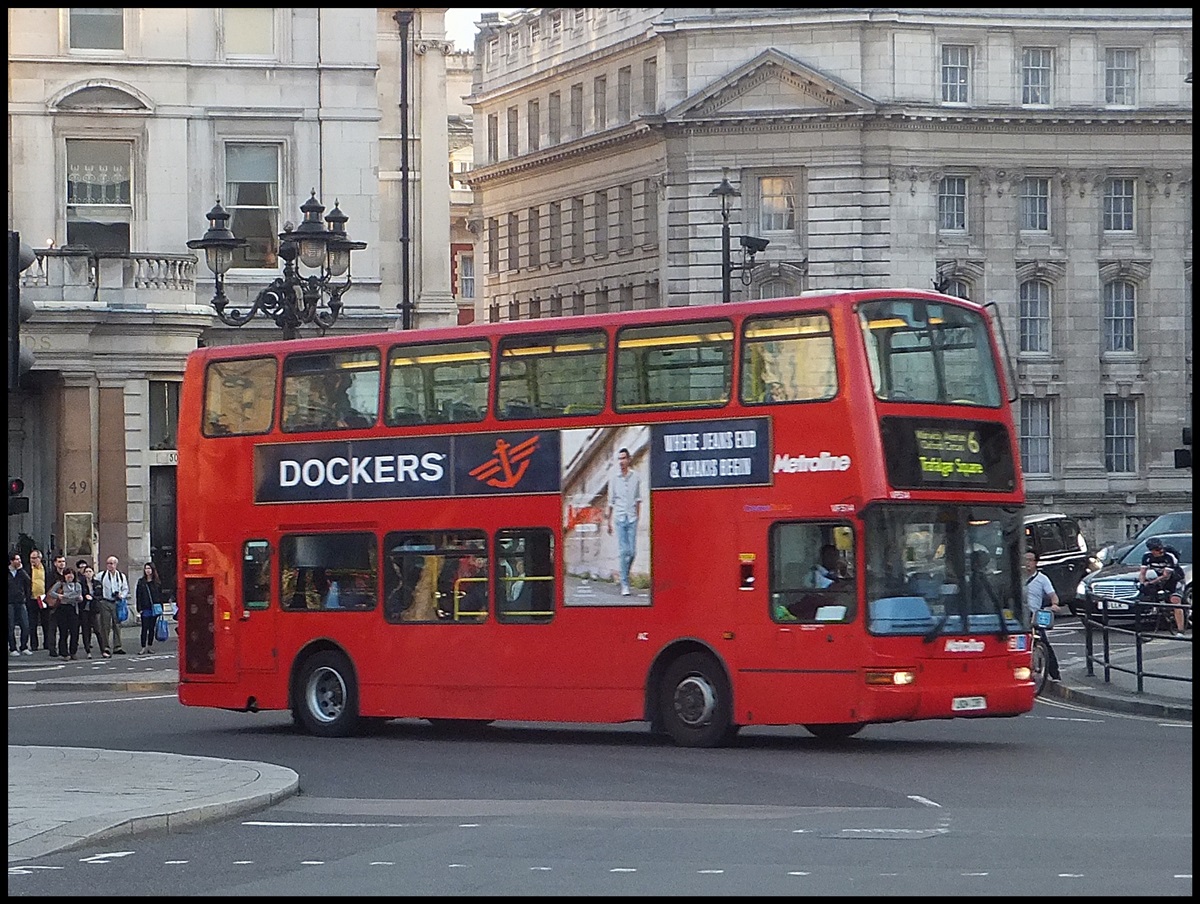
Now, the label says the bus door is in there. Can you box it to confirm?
[236,539,277,674]
[758,520,861,724]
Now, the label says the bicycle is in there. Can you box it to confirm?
[1136,582,1186,637]
[1031,607,1054,696]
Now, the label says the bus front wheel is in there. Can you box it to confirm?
[293,650,361,738]
[658,652,735,748]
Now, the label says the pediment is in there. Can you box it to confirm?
[667,48,875,120]
[50,80,153,113]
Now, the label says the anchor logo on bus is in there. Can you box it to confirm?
[469,435,540,488]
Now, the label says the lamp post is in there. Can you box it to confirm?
[188,193,366,340]
[709,171,769,303]
[394,9,414,330]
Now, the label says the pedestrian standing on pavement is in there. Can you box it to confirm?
[8,550,32,656]
[42,553,68,658]
[97,555,130,657]
[23,548,50,652]
[75,560,101,658]
[1024,551,1063,682]
[49,567,85,660]
[135,561,164,655]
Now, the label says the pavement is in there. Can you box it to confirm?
[6,621,1192,864]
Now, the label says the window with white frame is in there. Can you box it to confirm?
[450,159,472,191]
[1104,397,1137,473]
[594,189,609,256]
[617,66,631,122]
[508,30,521,56]
[507,212,520,271]
[527,206,540,267]
[570,83,584,138]
[66,138,133,252]
[643,57,658,112]
[618,184,634,252]
[507,106,519,157]
[571,197,585,259]
[529,19,540,43]
[549,201,562,262]
[1021,48,1053,106]
[224,8,274,57]
[1020,177,1050,231]
[1105,48,1138,106]
[486,38,499,67]
[941,45,972,104]
[458,253,475,298]
[549,11,562,38]
[593,76,607,130]
[69,8,123,50]
[1019,398,1052,476]
[1019,280,1051,352]
[1103,280,1136,352]
[1103,178,1135,232]
[527,99,540,152]
[548,91,561,144]
[759,176,796,233]
[224,143,280,268]
[942,279,970,300]
[938,176,968,232]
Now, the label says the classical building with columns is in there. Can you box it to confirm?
[7,8,462,593]
[466,7,1192,545]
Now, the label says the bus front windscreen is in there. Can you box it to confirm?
[859,298,1002,406]
[864,505,1024,638]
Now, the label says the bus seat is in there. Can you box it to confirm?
[391,407,425,426]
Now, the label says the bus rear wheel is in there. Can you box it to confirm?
[803,722,865,741]
[293,650,360,738]
[658,652,735,748]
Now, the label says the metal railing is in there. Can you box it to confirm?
[1081,595,1192,693]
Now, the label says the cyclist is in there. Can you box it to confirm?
[1023,551,1062,682]
[1138,537,1185,636]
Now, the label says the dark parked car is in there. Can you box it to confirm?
[1077,532,1192,625]
[1095,510,1193,567]
[1024,513,1097,614]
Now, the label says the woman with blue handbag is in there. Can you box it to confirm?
[134,562,165,655]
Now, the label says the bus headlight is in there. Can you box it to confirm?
[865,669,915,686]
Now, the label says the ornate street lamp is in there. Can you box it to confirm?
[709,170,768,303]
[188,192,366,340]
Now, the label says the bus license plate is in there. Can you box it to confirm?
[951,696,987,712]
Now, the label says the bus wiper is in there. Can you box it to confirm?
[922,611,950,644]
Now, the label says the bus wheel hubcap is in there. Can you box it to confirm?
[307,666,346,723]
[673,675,716,727]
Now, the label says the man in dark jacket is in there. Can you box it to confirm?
[8,550,32,655]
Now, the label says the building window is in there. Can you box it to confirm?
[759,176,796,232]
[148,381,181,451]
[508,298,519,321]
[459,254,475,298]
[1019,398,1052,476]
[1104,397,1137,473]
[619,284,634,312]
[941,45,972,104]
[486,37,499,67]
[507,106,519,157]
[487,218,498,273]
[224,8,274,57]
[1021,48,1053,106]
[528,19,540,43]
[450,159,472,191]
[938,176,968,232]
[527,99,540,152]
[486,113,498,163]
[529,297,542,319]
[549,11,563,38]
[224,143,280,268]
[527,206,540,267]
[549,294,562,317]
[594,287,609,314]
[572,291,585,316]
[1103,280,1136,352]
[507,212,520,271]
[618,184,634,252]
[643,57,658,112]
[65,138,132,252]
[594,189,609,256]
[570,83,584,138]
[1105,48,1138,106]
[548,91,561,144]
[617,66,631,122]
[571,197,585,259]
[1020,177,1050,231]
[1103,178,1135,232]
[549,201,562,262]
[643,179,659,246]
[69,8,123,50]
[593,76,607,130]
[508,30,521,56]
[1019,280,1052,353]
[942,279,970,300]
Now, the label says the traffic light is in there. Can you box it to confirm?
[8,230,37,391]
[8,476,29,516]
[1175,427,1192,469]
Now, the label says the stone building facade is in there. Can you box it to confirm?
[466,7,1192,546]
[7,8,462,593]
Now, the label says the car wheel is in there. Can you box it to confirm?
[293,650,360,738]
[657,651,735,748]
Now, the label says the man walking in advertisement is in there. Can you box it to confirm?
[606,447,642,596]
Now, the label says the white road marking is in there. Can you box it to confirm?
[8,865,65,875]
[79,851,136,863]
[530,866,553,871]
[610,868,637,873]
[907,795,942,808]
[300,860,324,865]
[243,821,417,828]
[9,694,177,710]
[370,861,395,866]
[697,869,724,874]
[787,871,811,876]
[164,860,188,864]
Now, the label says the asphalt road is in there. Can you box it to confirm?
[7,630,1193,896]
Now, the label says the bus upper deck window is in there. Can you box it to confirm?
[203,357,277,436]
[282,349,381,432]
[497,331,606,419]
[740,313,836,405]
[615,320,733,412]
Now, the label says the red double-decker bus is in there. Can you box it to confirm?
[176,288,1033,746]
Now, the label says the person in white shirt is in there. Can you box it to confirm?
[606,448,642,596]
[97,555,130,657]
[1024,551,1062,681]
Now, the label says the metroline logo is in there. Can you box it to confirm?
[944,639,985,653]
[773,451,852,473]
